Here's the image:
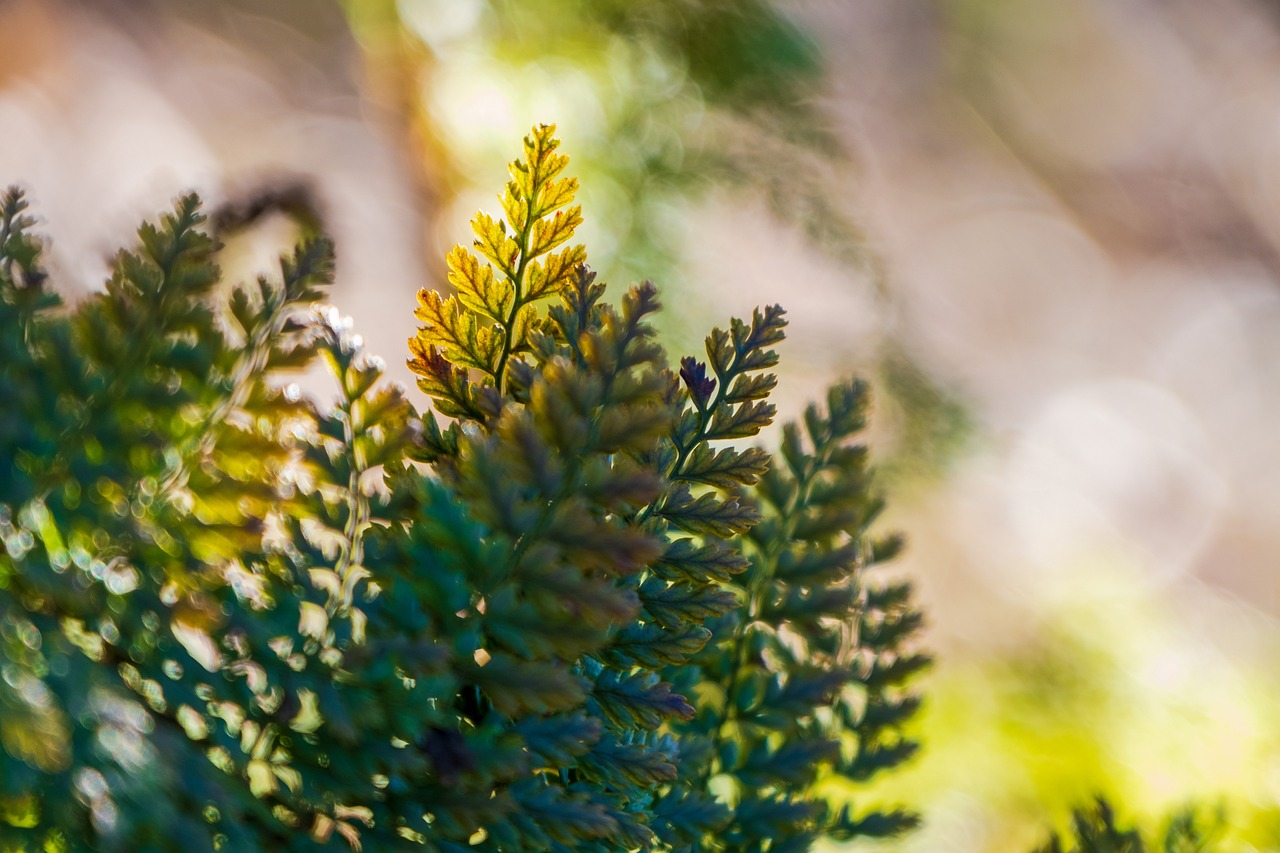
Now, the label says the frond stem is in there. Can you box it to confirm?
[492,196,538,398]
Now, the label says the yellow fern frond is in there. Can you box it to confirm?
[413,289,504,375]
[409,123,589,409]
[447,244,512,325]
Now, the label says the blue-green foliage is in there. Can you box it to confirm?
[0,126,927,852]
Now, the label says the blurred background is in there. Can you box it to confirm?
[2,0,1280,848]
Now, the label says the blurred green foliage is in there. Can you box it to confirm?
[875,348,973,484]
[1035,799,1223,853]
[340,0,968,490]
[343,0,866,291]
[0,128,926,850]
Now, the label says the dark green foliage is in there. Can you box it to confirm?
[1035,800,1224,853]
[660,377,930,849]
[1,126,927,852]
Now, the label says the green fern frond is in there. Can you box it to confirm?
[2,126,925,853]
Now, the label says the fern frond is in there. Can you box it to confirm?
[665,377,929,847]
[410,122,588,406]
[2,127,928,853]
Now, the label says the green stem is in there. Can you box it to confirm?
[154,287,287,500]
[492,199,538,398]
[330,391,370,621]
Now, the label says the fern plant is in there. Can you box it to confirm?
[1035,799,1223,853]
[0,125,927,852]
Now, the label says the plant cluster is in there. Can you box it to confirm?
[0,126,926,852]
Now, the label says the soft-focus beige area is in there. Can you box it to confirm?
[787,2,1280,848]
[0,0,428,371]
[3,0,1279,848]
